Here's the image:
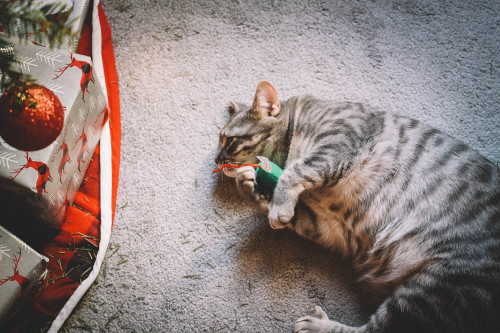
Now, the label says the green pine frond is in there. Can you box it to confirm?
[0,0,78,91]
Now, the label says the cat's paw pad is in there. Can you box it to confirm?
[236,166,271,211]
[268,200,295,229]
[236,166,257,196]
[294,306,333,333]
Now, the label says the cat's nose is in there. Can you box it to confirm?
[215,151,226,165]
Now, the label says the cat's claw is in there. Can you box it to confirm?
[295,306,362,333]
[294,306,334,333]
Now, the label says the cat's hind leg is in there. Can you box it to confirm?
[294,306,366,333]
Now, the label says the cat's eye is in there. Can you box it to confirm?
[221,135,235,146]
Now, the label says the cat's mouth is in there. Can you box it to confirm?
[222,166,237,178]
[217,162,237,178]
[216,159,261,178]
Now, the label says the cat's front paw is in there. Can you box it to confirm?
[236,166,257,196]
[294,306,336,333]
[236,166,270,212]
[268,195,295,229]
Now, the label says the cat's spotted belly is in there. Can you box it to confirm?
[290,189,374,258]
[288,143,394,259]
[291,188,429,294]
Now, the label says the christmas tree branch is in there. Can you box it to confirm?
[0,0,78,91]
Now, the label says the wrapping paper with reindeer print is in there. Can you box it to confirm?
[4,0,90,52]
[0,225,48,325]
[0,38,108,228]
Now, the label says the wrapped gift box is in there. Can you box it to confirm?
[0,38,108,228]
[0,225,48,326]
[3,0,91,52]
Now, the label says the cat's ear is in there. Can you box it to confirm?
[228,100,239,115]
[252,81,281,118]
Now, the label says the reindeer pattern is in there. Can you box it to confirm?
[0,248,30,290]
[11,152,53,199]
[0,44,109,227]
[50,126,71,183]
[0,248,32,312]
[0,227,48,309]
[54,53,95,102]
[74,111,91,172]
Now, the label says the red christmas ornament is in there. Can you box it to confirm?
[0,82,64,151]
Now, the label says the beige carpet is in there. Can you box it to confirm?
[63,0,499,331]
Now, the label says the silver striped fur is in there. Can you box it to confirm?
[215,81,500,333]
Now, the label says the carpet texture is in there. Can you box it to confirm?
[64,0,499,331]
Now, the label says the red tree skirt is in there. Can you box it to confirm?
[2,2,121,332]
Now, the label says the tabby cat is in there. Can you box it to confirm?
[214,81,500,333]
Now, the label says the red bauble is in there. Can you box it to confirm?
[0,83,64,151]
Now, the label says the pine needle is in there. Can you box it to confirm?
[108,244,121,258]
[193,244,205,252]
[105,312,120,329]
[115,3,132,12]
[81,267,92,278]
[103,263,107,281]
[117,258,128,265]
[74,318,92,331]
[73,232,98,241]
[89,303,99,313]
[225,243,236,252]
[213,208,225,220]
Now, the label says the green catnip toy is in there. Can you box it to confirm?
[255,157,283,194]
[213,156,283,196]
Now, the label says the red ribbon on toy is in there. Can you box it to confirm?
[212,163,262,174]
